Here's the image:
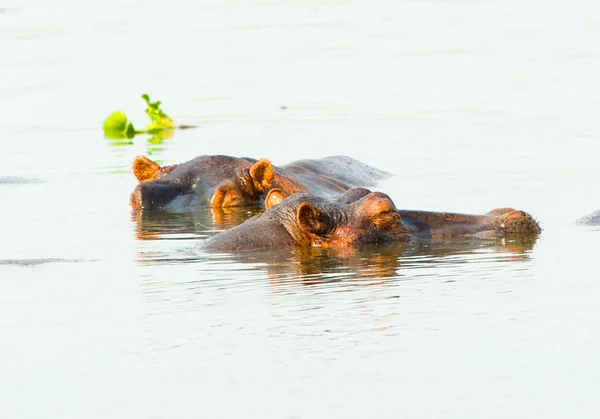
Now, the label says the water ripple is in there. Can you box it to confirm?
[133,237,537,314]
[0,258,86,267]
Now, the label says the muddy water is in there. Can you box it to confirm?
[2,1,600,418]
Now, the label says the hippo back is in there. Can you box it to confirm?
[576,209,600,225]
[283,156,392,188]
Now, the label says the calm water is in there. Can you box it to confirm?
[2,1,600,418]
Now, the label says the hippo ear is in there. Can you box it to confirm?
[249,158,274,193]
[297,202,329,235]
[133,155,162,182]
[265,188,287,209]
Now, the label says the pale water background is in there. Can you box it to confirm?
[1,1,600,418]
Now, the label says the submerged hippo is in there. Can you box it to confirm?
[197,188,541,252]
[576,209,600,225]
[129,155,391,211]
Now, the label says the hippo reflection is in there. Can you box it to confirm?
[129,154,391,211]
[262,238,537,285]
[132,206,264,241]
[196,188,541,252]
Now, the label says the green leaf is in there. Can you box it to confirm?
[103,111,128,132]
[106,139,134,146]
[102,94,185,143]
[125,122,136,138]
[103,111,137,139]
[141,94,175,130]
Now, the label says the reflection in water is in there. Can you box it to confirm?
[105,138,133,147]
[146,129,174,156]
[104,129,175,158]
[135,236,538,313]
[226,237,537,286]
[132,206,264,241]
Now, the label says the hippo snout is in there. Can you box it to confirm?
[129,182,183,210]
[498,211,541,235]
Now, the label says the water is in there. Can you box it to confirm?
[2,1,600,417]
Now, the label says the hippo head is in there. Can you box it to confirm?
[199,188,412,252]
[485,208,542,236]
[129,155,310,211]
[287,192,411,248]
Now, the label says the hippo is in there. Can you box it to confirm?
[395,207,541,240]
[196,188,541,252]
[576,209,600,225]
[129,155,391,211]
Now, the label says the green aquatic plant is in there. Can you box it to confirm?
[103,94,178,139]
[142,94,175,132]
[102,111,137,139]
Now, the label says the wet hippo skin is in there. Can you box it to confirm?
[395,207,542,239]
[197,188,541,252]
[129,155,391,211]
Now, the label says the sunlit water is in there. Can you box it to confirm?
[2,1,600,418]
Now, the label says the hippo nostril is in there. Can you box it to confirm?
[503,211,527,222]
[498,211,541,235]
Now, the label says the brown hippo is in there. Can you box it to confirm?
[395,207,541,240]
[129,155,391,211]
[196,188,541,252]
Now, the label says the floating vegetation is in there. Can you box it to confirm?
[102,111,137,139]
[103,94,194,155]
[103,94,188,140]
[142,94,175,133]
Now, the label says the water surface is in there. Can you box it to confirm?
[2,1,600,418]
